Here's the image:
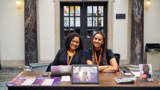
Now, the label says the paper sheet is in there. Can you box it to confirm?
[21,78,36,85]
[61,76,71,81]
[131,71,140,77]
[41,79,54,86]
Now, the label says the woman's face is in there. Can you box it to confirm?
[70,36,80,51]
[93,34,104,48]
[143,65,149,73]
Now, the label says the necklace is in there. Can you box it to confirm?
[94,48,103,65]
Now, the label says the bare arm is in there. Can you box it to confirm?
[86,58,118,72]
[86,60,93,65]
[101,57,118,72]
[86,60,106,71]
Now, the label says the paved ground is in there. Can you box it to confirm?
[0,68,23,90]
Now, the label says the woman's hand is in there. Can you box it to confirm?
[86,60,94,65]
[100,58,118,73]
[86,58,118,73]
[98,66,109,71]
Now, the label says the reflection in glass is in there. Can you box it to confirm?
[75,17,80,27]
[70,6,74,16]
[87,6,92,16]
[98,6,103,16]
[70,17,74,27]
[98,17,103,27]
[64,6,69,16]
[87,17,92,27]
[93,17,97,26]
[64,17,69,27]
[64,28,69,31]
[87,30,92,38]
[75,6,80,16]
[70,28,74,31]
[93,6,97,16]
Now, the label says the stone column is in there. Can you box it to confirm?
[130,0,144,64]
[24,0,38,65]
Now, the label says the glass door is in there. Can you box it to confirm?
[60,2,107,50]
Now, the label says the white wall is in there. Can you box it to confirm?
[0,1,2,61]
[144,0,160,45]
[0,0,25,62]
[0,0,160,67]
[0,0,56,67]
[113,0,128,61]
[38,0,55,62]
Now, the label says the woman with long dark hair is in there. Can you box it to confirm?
[46,32,85,72]
[86,31,118,72]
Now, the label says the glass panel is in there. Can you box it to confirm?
[87,17,92,27]
[64,17,69,27]
[64,6,69,16]
[98,17,103,27]
[70,17,74,27]
[70,6,74,16]
[64,28,69,31]
[93,17,97,27]
[87,31,92,38]
[87,6,92,16]
[75,17,80,27]
[93,6,97,16]
[98,6,103,16]
[70,28,74,31]
[75,6,80,16]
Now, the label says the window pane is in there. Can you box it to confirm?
[93,6,97,16]
[87,6,92,16]
[75,6,80,16]
[64,28,69,31]
[64,6,69,16]
[87,17,92,27]
[64,17,69,27]
[70,6,74,16]
[70,17,74,27]
[98,17,103,27]
[98,6,103,16]
[75,17,80,27]
[93,17,98,27]
[70,28,74,31]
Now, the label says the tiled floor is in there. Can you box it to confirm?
[0,68,23,90]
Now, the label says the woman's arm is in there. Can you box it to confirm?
[86,59,118,72]
[100,57,118,72]
[86,60,108,71]
[86,60,94,65]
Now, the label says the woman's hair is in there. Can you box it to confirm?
[91,31,107,65]
[65,32,83,51]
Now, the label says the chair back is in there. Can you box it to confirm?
[114,53,120,65]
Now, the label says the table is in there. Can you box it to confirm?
[7,71,160,90]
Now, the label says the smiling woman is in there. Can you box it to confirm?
[46,32,86,72]
[86,31,118,73]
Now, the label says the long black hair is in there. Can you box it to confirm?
[91,31,107,65]
[65,32,83,51]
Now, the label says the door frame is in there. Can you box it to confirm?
[53,0,114,52]
[60,2,108,48]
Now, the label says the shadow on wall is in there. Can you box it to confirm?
[0,53,1,69]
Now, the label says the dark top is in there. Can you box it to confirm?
[46,48,86,72]
[147,73,152,78]
[85,49,115,65]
